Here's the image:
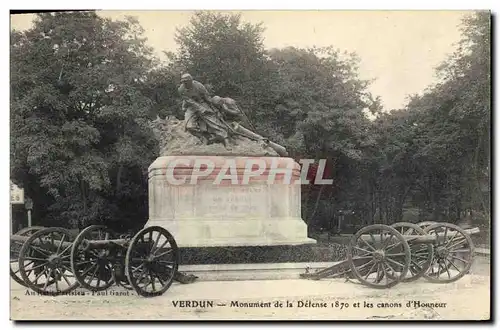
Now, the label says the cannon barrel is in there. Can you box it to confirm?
[359,227,480,244]
[10,234,73,248]
[81,238,130,250]
[10,235,131,251]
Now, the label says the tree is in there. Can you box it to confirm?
[175,11,269,96]
[11,10,490,236]
[171,11,279,129]
[408,11,490,221]
[11,12,158,230]
[368,11,491,225]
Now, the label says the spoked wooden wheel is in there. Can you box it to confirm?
[423,223,474,283]
[347,224,410,288]
[19,227,79,295]
[11,226,45,287]
[126,226,179,297]
[71,225,117,291]
[391,222,434,282]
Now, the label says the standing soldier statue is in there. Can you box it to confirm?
[178,73,231,149]
[177,73,288,157]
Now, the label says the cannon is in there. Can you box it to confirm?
[70,225,183,297]
[12,221,479,295]
[11,225,195,297]
[301,222,478,288]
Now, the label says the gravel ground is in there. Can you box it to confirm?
[10,255,490,321]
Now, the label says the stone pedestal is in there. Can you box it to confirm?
[146,156,315,247]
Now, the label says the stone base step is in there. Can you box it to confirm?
[178,261,339,281]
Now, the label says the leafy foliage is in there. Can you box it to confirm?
[11,12,158,230]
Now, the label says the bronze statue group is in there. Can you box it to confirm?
[177,73,287,156]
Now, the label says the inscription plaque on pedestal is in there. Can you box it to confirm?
[196,184,267,218]
[146,156,316,247]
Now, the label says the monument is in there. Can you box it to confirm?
[146,74,315,249]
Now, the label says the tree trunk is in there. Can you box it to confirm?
[378,191,383,224]
[302,187,310,221]
[80,178,87,229]
[308,185,325,223]
[116,164,124,195]
[394,185,411,223]
[473,133,489,216]
[371,186,375,225]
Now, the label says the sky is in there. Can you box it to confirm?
[10,10,469,110]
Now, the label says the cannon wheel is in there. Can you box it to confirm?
[10,226,45,286]
[71,225,117,291]
[423,223,474,283]
[347,224,410,288]
[112,268,133,290]
[18,227,79,295]
[391,222,434,282]
[112,235,134,290]
[125,226,180,297]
